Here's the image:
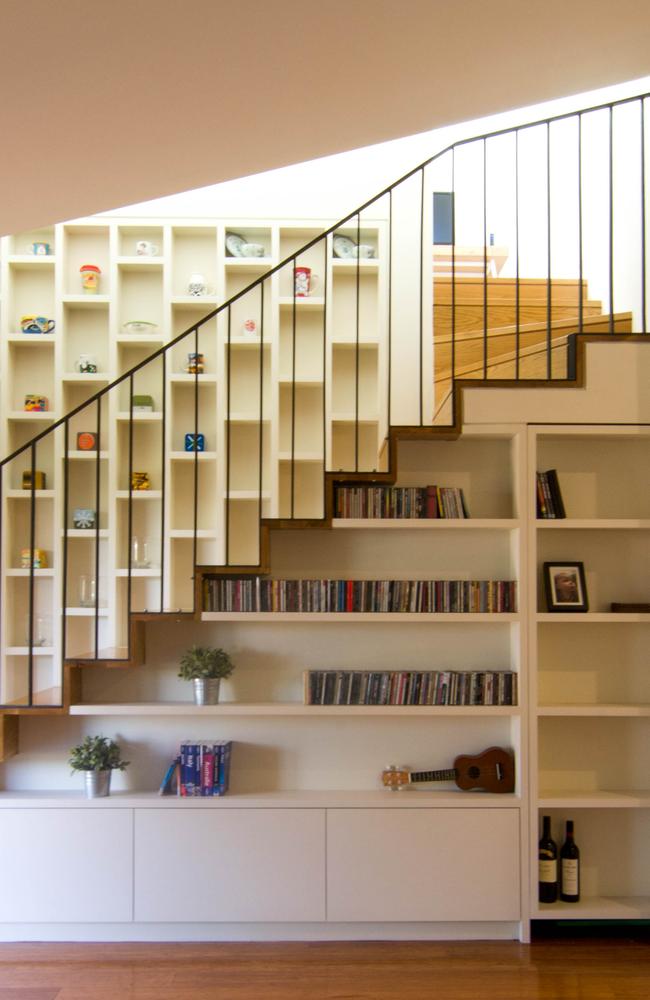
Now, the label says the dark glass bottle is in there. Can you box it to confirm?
[560,819,580,902]
[538,814,558,903]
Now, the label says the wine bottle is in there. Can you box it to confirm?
[560,819,580,902]
[538,814,558,903]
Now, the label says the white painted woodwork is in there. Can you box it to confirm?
[0,808,133,922]
[134,808,325,922]
[326,808,520,921]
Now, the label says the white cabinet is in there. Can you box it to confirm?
[327,807,520,922]
[134,807,326,922]
[0,808,133,922]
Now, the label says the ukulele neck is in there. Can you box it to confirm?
[409,768,457,783]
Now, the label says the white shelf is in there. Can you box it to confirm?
[169,373,218,384]
[538,704,650,717]
[115,569,161,578]
[0,789,521,809]
[115,491,163,500]
[7,254,56,268]
[6,490,54,499]
[5,646,54,656]
[61,373,109,384]
[62,529,109,538]
[68,702,519,717]
[535,896,650,919]
[116,334,165,346]
[64,607,109,617]
[5,568,54,577]
[61,295,110,308]
[332,518,519,530]
[169,451,217,461]
[538,790,650,808]
[6,334,55,346]
[170,295,218,307]
[116,256,165,269]
[537,518,650,529]
[116,411,163,422]
[169,529,217,539]
[332,259,379,272]
[536,612,650,623]
[64,450,109,460]
[7,411,55,421]
[279,296,325,311]
[201,612,520,622]
[224,257,273,272]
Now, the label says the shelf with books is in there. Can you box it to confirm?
[68,702,520,717]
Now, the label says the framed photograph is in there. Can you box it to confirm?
[543,562,588,612]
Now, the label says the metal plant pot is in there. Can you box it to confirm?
[193,677,221,705]
[84,769,111,798]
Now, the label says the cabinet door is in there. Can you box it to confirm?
[134,808,325,921]
[327,808,520,921]
[0,808,133,922]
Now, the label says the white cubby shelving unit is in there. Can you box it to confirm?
[0,216,387,700]
[529,424,650,923]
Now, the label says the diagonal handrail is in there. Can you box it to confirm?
[1,88,649,710]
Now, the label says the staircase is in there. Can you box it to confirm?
[432,276,633,418]
[1,89,649,749]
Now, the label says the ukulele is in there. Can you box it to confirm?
[382,746,515,793]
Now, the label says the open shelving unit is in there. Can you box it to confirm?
[528,424,650,923]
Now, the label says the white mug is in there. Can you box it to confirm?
[136,241,159,256]
[188,272,213,296]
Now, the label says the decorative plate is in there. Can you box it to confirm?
[225,232,247,257]
[333,234,356,259]
[123,321,158,334]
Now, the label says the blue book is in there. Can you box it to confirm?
[181,742,200,796]
[213,740,233,796]
[158,756,180,796]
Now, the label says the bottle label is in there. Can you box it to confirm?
[539,859,557,883]
[562,859,579,894]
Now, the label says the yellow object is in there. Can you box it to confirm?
[21,548,47,569]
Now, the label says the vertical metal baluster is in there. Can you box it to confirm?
[609,104,615,333]
[62,421,70,662]
[483,138,488,379]
[321,239,327,510]
[0,464,3,700]
[641,98,647,333]
[93,398,101,658]
[355,213,361,466]
[159,351,166,613]
[291,259,296,515]
[418,170,424,425]
[28,443,36,705]
[515,131,520,379]
[451,149,456,418]
[578,113,584,335]
[387,188,393,433]
[192,328,199,582]
[225,307,232,565]
[127,375,134,648]
[546,120,552,379]
[258,284,265,559]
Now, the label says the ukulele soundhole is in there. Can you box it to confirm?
[468,766,480,779]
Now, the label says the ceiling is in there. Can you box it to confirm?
[2,0,649,235]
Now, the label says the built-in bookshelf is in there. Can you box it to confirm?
[529,425,650,922]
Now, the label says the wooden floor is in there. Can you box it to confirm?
[0,937,648,1000]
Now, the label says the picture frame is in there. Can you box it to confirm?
[543,561,588,612]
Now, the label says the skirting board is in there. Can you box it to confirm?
[0,921,523,943]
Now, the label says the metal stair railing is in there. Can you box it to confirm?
[1,90,649,707]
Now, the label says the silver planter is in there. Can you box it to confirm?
[84,769,111,798]
[193,677,221,705]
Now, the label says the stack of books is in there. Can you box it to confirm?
[304,669,517,706]
[536,469,566,518]
[158,740,233,796]
[334,484,468,518]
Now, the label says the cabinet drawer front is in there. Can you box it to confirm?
[0,808,133,923]
[134,808,326,922]
[327,808,520,921]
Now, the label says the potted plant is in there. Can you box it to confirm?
[178,645,235,705]
[69,735,129,798]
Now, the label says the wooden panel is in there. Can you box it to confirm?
[134,808,325,921]
[0,714,19,760]
[327,808,519,921]
[0,808,133,922]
